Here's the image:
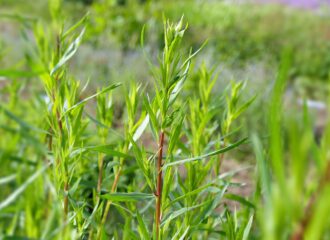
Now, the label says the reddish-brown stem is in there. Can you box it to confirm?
[156,131,165,240]
[47,128,53,151]
[56,109,63,135]
[56,35,61,59]
[53,83,68,220]
[52,33,69,223]
[55,104,68,219]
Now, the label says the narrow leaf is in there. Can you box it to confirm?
[133,114,149,142]
[73,145,133,159]
[62,13,89,39]
[0,174,16,185]
[50,27,85,76]
[164,137,248,167]
[100,192,154,202]
[63,83,121,116]
[179,227,190,240]
[0,164,49,210]
[224,193,255,209]
[136,210,150,240]
[242,215,254,240]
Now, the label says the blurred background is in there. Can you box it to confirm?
[1,0,330,139]
[1,0,330,93]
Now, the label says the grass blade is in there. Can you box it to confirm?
[0,164,50,210]
[242,215,254,240]
[136,210,150,240]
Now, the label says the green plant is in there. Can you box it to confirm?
[8,1,330,239]
[0,10,254,238]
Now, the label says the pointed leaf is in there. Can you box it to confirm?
[63,83,121,116]
[242,215,254,240]
[133,114,149,142]
[100,192,154,202]
[50,27,85,76]
[164,137,248,167]
[136,210,150,240]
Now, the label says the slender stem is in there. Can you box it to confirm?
[63,179,69,220]
[88,229,94,240]
[96,152,104,203]
[156,131,165,240]
[217,151,225,174]
[217,124,230,174]
[47,128,53,151]
[96,165,122,240]
[61,177,69,238]
[53,94,69,221]
[96,141,128,239]
[104,167,122,220]
[55,112,63,137]
[55,103,69,221]
[216,138,226,176]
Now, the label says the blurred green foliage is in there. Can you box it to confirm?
[1,0,330,87]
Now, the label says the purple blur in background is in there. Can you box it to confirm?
[260,0,330,8]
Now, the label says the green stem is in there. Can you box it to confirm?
[96,152,104,203]
[96,165,122,239]
[63,179,69,220]
[97,142,128,239]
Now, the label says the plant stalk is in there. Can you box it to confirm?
[155,131,165,240]
[96,152,104,203]
[216,138,227,176]
[97,142,128,239]
[96,165,122,239]
[63,180,69,220]
[55,103,69,220]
